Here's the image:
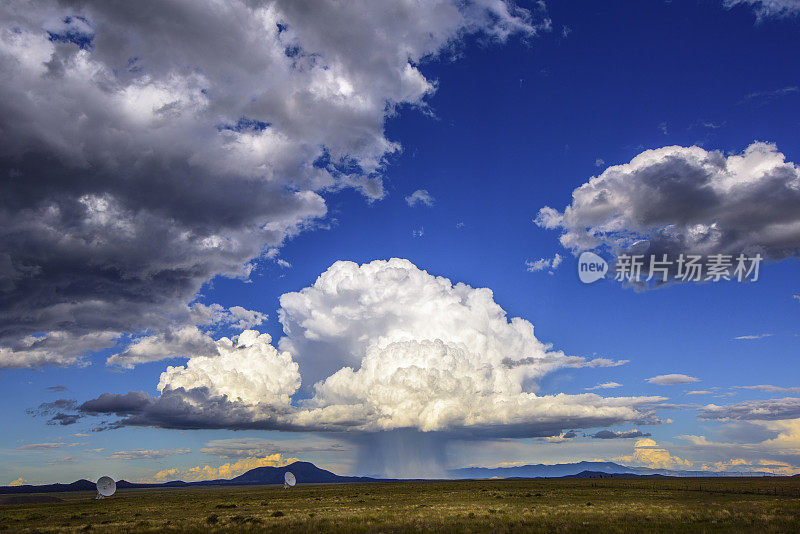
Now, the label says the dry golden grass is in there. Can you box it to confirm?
[1,477,799,533]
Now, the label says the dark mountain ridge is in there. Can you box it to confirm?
[1,460,782,494]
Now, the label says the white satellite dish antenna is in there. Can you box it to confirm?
[283,471,296,488]
[95,476,116,499]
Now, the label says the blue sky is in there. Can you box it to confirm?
[2,0,800,484]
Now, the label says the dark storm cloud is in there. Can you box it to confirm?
[48,413,82,426]
[1,0,547,368]
[699,398,800,421]
[75,385,665,437]
[79,391,152,416]
[78,388,299,432]
[0,330,119,369]
[591,429,651,439]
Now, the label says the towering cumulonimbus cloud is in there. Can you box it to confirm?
[71,258,665,476]
[77,259,663,446]
[537,142,800,276]
[280,259,645,434]
[277,258,564,389]
[0,0,550,368]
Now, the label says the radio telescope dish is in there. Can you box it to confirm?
[96,476,116,498]
[284,471,296,488]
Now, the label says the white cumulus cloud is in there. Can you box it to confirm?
[279,258,578,388]
[646,374,700,386]
[536,142,800,283]
[280,259,656,433]
[158,330,300,407]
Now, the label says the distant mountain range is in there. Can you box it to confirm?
[0,460,782,494]
[447,461,778,479]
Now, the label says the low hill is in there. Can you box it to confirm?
[0,461,386,494]
[230,461,381,485]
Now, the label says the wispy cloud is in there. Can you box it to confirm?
[585,382,623,391]
[691,120,725,130]
[725,0,800,21]
[107,448,191,460]
[16,442,66,451]
[699,397,800,421]
[733,333,772,340]
[525,253,563,274]
[200,438,345,459]
[405,189,435,207]
[48,457,77,465]
[734,384,800,394]
[739,86,799,106]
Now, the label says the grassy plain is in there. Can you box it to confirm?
[1,477,799,533]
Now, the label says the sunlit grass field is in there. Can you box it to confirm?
[2,477,799,533]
